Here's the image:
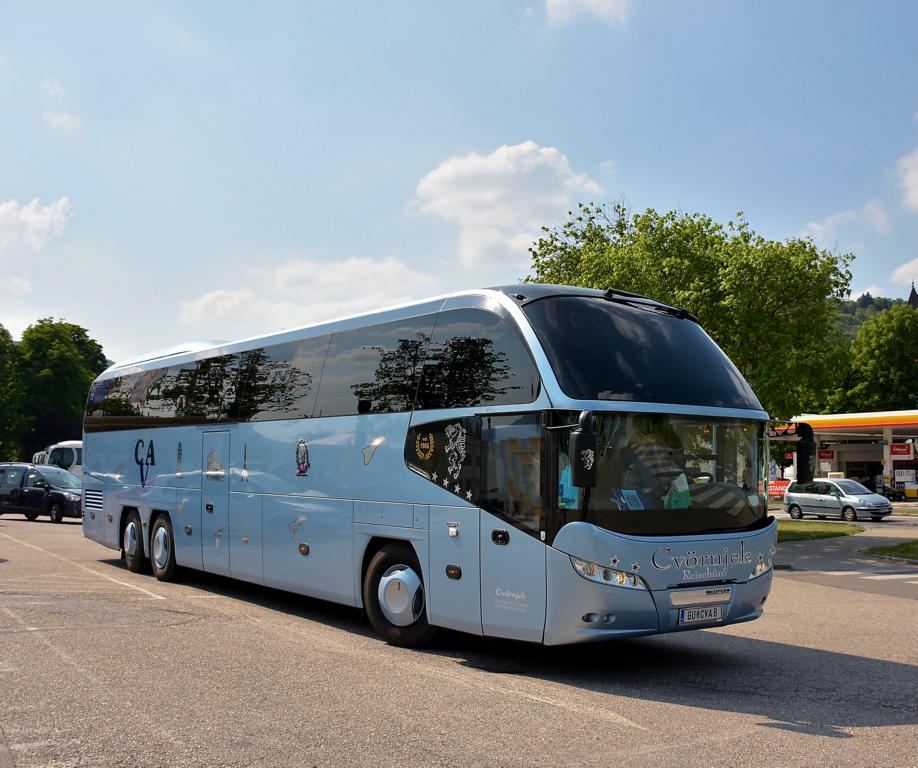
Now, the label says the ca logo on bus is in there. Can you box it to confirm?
[134,439,156,488]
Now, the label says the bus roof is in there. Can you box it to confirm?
[98,284,695,380]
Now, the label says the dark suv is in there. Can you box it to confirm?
[0,463,83,523]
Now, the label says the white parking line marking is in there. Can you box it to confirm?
[861,573,918,581]
[817,571,863,576]
[0,533,165,600]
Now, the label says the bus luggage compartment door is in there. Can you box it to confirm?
[427,505,482,636]
[201,431,231,576]
[479,509,546,643]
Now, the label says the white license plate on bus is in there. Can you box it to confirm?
[679,605,723,625]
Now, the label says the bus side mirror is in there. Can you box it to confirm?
[796,423,816,485]
[570,410,597,487]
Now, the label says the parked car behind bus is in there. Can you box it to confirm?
[783,478,892,522]
[0,463,83,522]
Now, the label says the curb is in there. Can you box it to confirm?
[858,551,918,565]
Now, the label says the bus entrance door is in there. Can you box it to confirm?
[201,431,231,576]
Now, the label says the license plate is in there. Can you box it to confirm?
[679,605,723,625]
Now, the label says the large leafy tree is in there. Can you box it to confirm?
[11,318,108,457]
[527,203,852,419]
[0,324,15,459]
[835,304,918,412]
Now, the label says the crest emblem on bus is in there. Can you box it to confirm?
[445,423,467,479]
[580,449,595,471]
[295,439,310,477]
[415,433,435,462]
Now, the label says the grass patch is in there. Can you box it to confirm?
[863,540,918,559]
[777,520,865,542]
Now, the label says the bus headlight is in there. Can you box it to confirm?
[749,556,772,580]
[570,556,647,590]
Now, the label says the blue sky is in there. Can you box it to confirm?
[2,0,918,361]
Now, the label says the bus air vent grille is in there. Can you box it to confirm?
[83,489,104,511]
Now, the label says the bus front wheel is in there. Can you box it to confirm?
[363,543,436,648]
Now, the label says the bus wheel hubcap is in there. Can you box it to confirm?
[123,521,138,557]
[378,565,423,627]
[153,527,170,569]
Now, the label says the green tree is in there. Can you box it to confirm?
[527,203,852,419]
[11,318,108,457]
[0,324,15,459]
[838,304,918,411]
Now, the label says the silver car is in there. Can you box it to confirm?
[783,478,892,522]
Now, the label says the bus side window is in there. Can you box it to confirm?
[314,315,437,417]
[415,309,540,410]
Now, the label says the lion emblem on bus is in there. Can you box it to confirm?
[295,438,310,477]
[445,423,467,479]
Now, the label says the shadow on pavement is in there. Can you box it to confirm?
[92,555,918,740]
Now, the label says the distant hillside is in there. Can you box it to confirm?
[837,293,906,339]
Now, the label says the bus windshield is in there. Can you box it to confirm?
[557,412,767,536]
[523,296,762,410]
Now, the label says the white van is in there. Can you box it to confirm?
[41,440,83,478]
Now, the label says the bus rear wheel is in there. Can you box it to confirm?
[122,510,148,573]
[150,515,178,582]
[363,542,436,648]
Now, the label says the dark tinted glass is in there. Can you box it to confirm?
[314,316,436,417]
[481,413,543,532]
[415,309,540,410]
[85,336,330,430]
[522,297,761,410]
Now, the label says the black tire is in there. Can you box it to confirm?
[24,511,39,521]
[149,515,178,582]
[788,504,803,520]
[49,503,64,524]
[363,542,436,648]
[842,506,857,522]
[121,510,148,573]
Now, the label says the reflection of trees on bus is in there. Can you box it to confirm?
[351,335,429,413]
[425,336,517,408]
[91,350,313,425]
[226,349,313,420]
[352,334,519,412]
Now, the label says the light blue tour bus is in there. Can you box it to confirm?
[82,285,780,646]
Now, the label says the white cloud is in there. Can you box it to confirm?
[43,111,83,132]
[413,140,600,267]
[891,257,918,286]
[0,197,73,252]
[802,199,890,244]
[545,0,630,26]
[850,285,887,300]
[179,256,437,340]
[897,148,918,211]
[599,159,617,175]
[9,275,32,295]
[41,77,65,98]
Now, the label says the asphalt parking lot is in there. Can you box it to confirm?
[1,516,917,768]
